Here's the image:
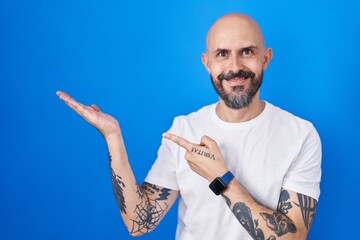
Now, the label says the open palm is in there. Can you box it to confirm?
[56,91,120,139]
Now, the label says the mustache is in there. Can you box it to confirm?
[218,70,256,81]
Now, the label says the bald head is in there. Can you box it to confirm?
[206,13,266,53]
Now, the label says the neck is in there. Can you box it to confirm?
[215,95,265,123]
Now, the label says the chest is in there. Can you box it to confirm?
[175,125,303,210]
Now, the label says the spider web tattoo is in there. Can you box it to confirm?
[130,198,169,235]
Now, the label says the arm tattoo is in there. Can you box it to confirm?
[260,212,296,236]
[109,153,127,214]
[111,168,127,214]
[191,147,215,160]
[233,202,276,240]
[258,189,296,236]
[157,188,171,200]
[129,182,171,235]
[295,193,317,229]
[222,194,231,207]
[109,152,171,234]
[277,189,293,215]
[228,190,298,239]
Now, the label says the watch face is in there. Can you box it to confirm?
[209,178,225,195]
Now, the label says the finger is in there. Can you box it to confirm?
[162,133,193,151]
[56,91,87,115]
[90,104,101,112]
[56,91,77,105]
[200,135,218,149]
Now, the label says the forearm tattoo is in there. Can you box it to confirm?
[110,154,127,214]
[260,212,296,237]
[277,189,293,214]
[295,193,317,229]
[191,147,215,160]
[278,189,317,230]
[108,153,172,235]
[223,190,297,240]
[130,182,171,235]
[233,202,276,240]
[222,194,231,208]
[109,153,171,235]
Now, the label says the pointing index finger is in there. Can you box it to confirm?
[162,133,193,152]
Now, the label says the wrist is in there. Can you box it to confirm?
[209,171,234,195]
[104,130,122,143]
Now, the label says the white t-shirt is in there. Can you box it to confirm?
[145,102,322,240]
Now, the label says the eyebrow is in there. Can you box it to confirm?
[213,46,258,53]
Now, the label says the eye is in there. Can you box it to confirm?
[242,48,253,56]
[217,50,228,58]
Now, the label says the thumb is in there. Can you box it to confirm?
[90,104,101,112]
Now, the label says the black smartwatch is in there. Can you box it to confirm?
[209,171,234,195]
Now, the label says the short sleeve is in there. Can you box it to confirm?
[144,119,179,191]
[282,125,322,201]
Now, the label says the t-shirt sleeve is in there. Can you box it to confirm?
[282,125,322,201]
[144,119,179,191]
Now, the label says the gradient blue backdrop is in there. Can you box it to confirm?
[1,0,359,239]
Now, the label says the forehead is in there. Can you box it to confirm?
[206,15,264,52]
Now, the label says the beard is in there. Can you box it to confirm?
[210,70,263,109]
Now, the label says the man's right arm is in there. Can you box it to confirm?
[106,133,179,236]
[56,91,179,236]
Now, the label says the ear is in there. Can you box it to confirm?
[262,48,273,71]
[201,53,211,74]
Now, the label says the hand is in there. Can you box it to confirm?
[163,133,228,182]
[56,91,120,140]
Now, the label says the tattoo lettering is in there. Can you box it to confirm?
[233,202,267,240]
[295,193,317,229]
[260,212,296,236]
[191,147,215,160]
[111,169,127,214]
[277,189,293,215]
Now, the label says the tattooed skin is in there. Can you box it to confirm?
[277,189,293,215]
[232,202,277,240]
[111,169,127,214]
[157,188,171,201]
[129,182,171,235]
[233,202,266,240]
[295,193,317,229]
[222,194,232,207]
[260,212,296,236]
[130,198,169,235]
[191,147,215,160]
[108,152,172,235]
[136,182,144,199]
[109,153,127,214]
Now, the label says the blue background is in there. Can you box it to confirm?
[1,0,359,239]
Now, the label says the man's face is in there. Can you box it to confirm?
[202,15,272,109]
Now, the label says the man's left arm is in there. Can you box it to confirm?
[222,180,317,240]
[163,132,318,240]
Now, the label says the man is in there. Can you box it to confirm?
[57,13,321,240]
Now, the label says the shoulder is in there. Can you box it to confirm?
[266,102,317,134]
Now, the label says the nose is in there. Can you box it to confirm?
[229,55,244,73]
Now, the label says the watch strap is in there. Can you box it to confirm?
[220,171,234,186]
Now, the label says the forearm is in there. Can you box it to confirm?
[222,180,306,240]
[106,132,152,236]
